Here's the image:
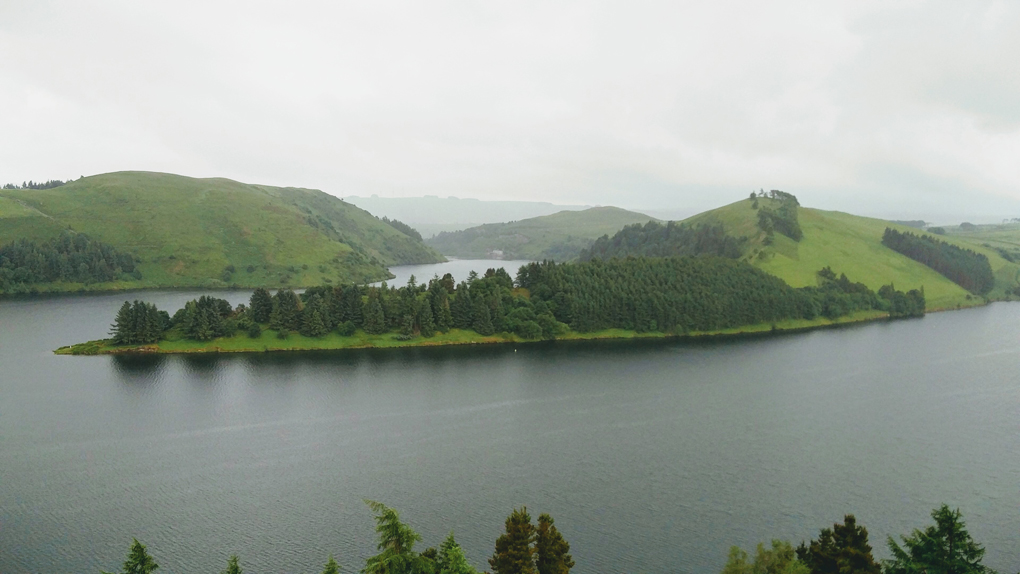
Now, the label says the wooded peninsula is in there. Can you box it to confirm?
[57,256,923,355]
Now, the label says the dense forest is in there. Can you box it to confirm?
[99,502,997,574]
[579,221,744,261]
[753,190,804,242]
[0,231,140,293]
[881,228,995,295]
[107,257,924,346]
[380,216,424,241]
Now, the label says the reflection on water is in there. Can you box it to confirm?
[1,288,1018,574]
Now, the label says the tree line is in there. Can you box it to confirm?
[2,178,69,190]
[100,501,572,574]
[881,228,995,295]
[380,216,424,242]
[99,502,998,574]
[722,505,997,574]
[107,257,926,346]
[0,231,140,294]
[579,221,745,262]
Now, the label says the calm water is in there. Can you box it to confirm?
[1,262,1018,573]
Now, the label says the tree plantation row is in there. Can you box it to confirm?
[0,231,140,293]
[100,502,1001,574]
[105,257,925,348]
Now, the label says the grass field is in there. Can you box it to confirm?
[426,206,658,260]
[56,310,893,356]
[684,198,1020,310]
[0,172,444,292]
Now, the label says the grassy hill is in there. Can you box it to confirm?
[0,171,444,292]
[425,206,658,260]
[683,197,1020,310]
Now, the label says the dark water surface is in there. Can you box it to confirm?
[1,279,1018,573]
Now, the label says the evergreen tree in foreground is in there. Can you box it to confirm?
[322,555,341,574]
[535,514,573,574]
[796,515,880,574]
[221,555,242,574]
[362,500,427,574]
[490,507,537,574]
[102,538,158,574]
[884,505,993,574]
[438,533,478,574]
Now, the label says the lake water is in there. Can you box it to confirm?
[1,260,1018,574]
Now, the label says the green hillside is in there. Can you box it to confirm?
[0,171,444,292]
[425,206,658,260]
[683,197,1020,310]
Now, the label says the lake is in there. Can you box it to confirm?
[1,260,1018,573]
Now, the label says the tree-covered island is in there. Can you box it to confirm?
[57,256,924,355]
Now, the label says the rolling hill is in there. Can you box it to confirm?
[0,171,444,292]
[425,206,658,261]
[593,196,1020,310]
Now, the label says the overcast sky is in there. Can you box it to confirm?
[2,1,1018,222]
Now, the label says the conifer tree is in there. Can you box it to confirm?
[363,500,426,574]
[102,538,158,574]
[451,286,473,329]
[322,555,340,574]
[110,301,133,343]
[363,296,387,335]
[439,533,477,574]
[884,505,992,574]
[535,514,573,574]
[796,515,880,574]
[489,507,536,574]
[221,555,242,574]
[303,310,329,337]
[250,288,273,323]
[419,299,435,337]
[472,298,494,336]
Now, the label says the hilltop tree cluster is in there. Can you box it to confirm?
[0,231,140,293]
[753,190,804,243]
[579,221,744,262]
[882,228,994,295]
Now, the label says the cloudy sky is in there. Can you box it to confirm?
[1,1,1018,222]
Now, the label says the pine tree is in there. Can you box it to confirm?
[221,555,242,574]
[535,514,573,574]
[102,538,158,574]
[303,310,329,337]
[472,298,494,336]
[438,533,477,574]
[250,288,273,323]
[363,500,427,574]
[884,505,992,574]
[322,555,340,574]
[363,297,387,335]
[796,515,880,574]
[489,507,536,574]
[451,287,473,329]
[110,301,133,343]
[419,299,435,337]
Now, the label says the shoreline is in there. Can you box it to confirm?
[55,309,906,356]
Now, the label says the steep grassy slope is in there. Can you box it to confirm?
[0,172,443,291]
[683,198,1019,309]
[426,206,658,260]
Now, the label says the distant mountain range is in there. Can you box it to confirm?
[343,195,593,237]
[425,206,658,261]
